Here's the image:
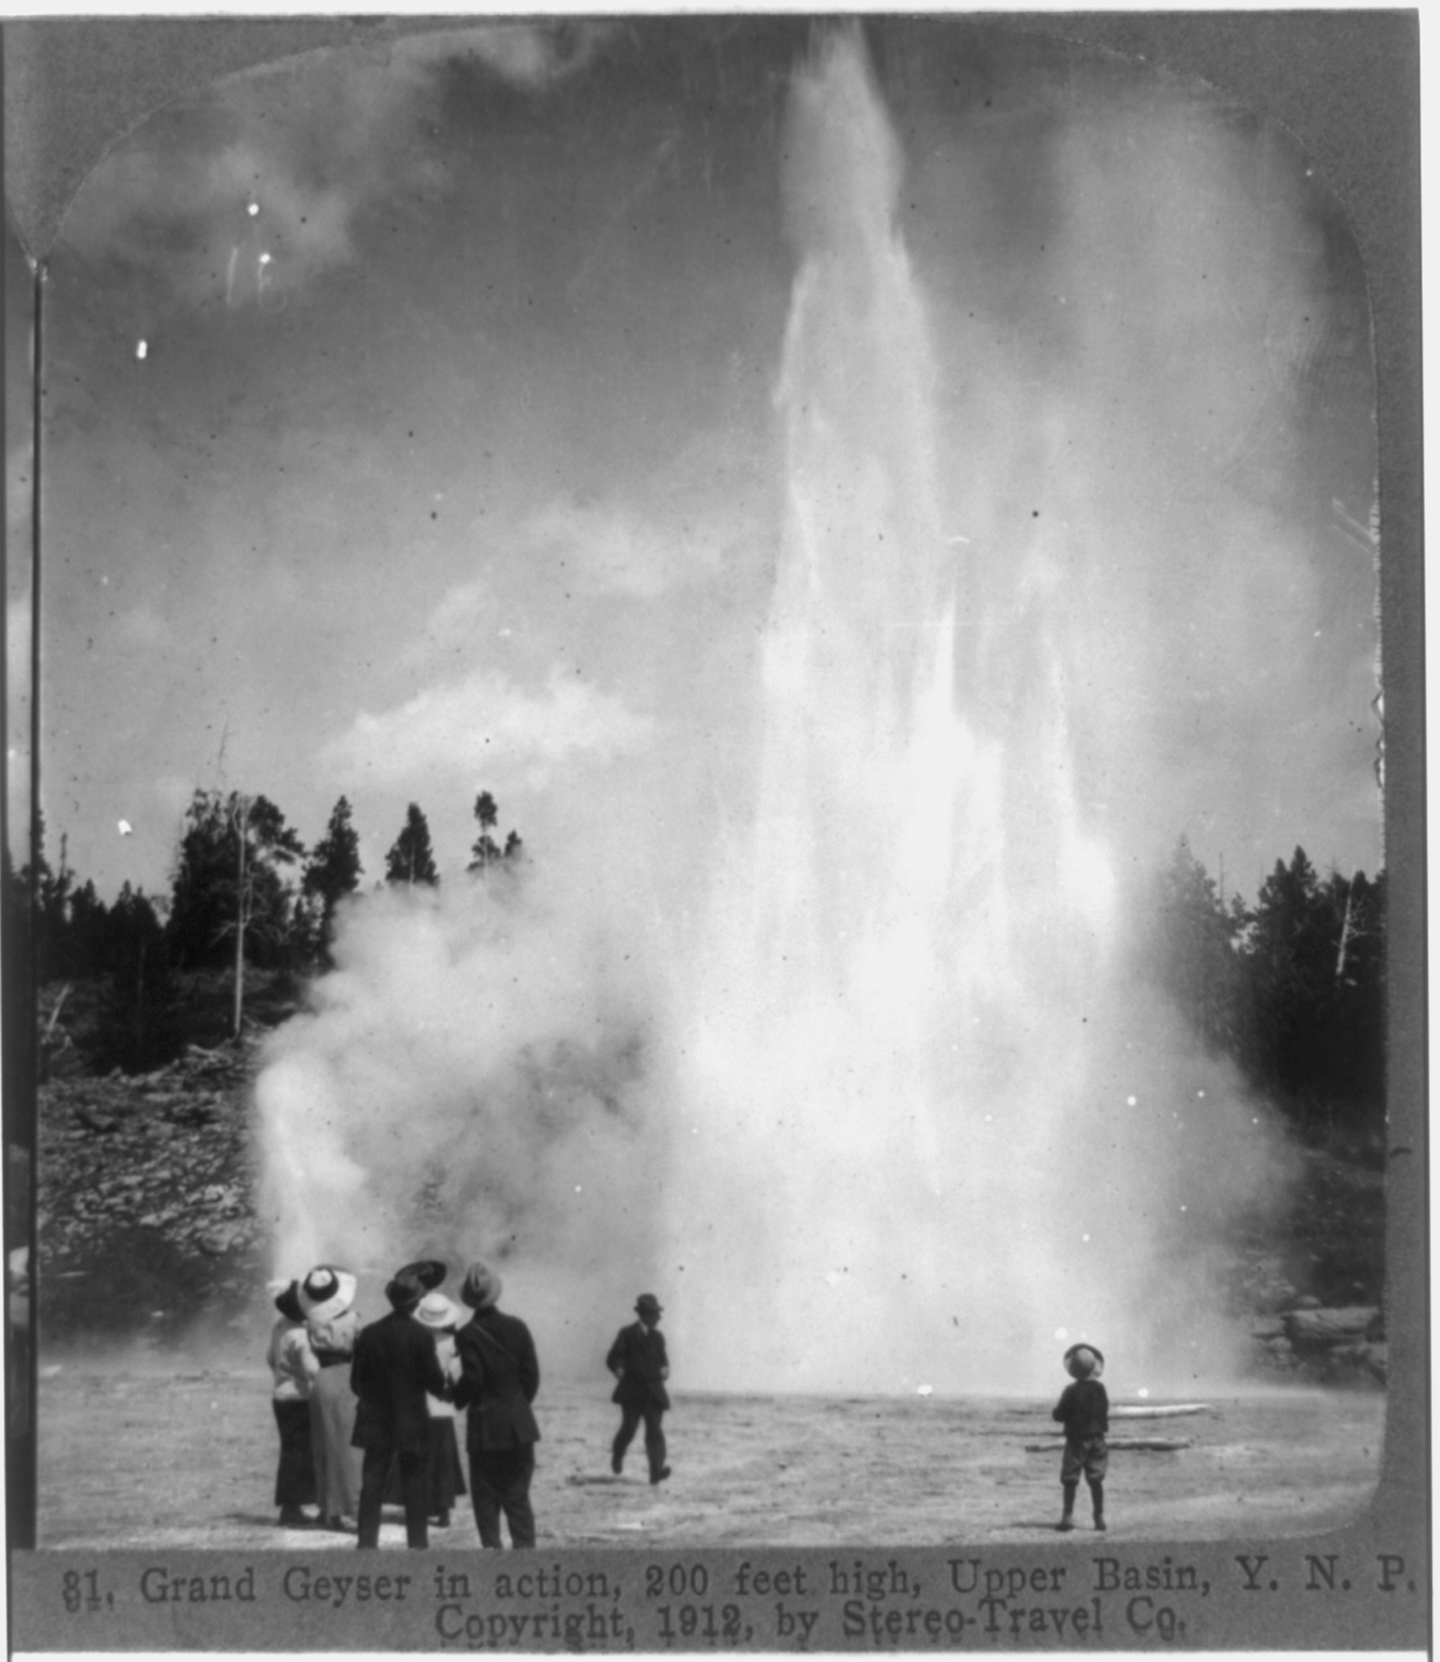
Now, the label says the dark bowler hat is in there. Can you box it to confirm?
[395,1259,447,1292]
[386,1269,428,1312]
[635,1293,662,1318]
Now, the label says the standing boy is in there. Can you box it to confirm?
[607,1293,671,1484]
[1052,1342,1108,1531]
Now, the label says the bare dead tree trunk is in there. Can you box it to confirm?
[1334,883,1354,987]
[232,796,248,1040]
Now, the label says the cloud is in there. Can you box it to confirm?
[56,22,621,313]
[60,39,443,308]
[323,665,655,788]
[519,496,710,600]
[520,424,767,600]
[390,21,617,90]
[398,579,497,673]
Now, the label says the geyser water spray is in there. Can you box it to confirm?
[655,31,1288,1395]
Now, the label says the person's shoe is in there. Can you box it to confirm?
[1056,1518,1074,1533]
[1094,1517,1107,1532]
[650,1466,671,1485]
[611,1452,623,1475]
[437,1511,451,1528]
[278,1507,308,1527]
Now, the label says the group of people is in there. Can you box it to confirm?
[270,1268,1105,1546]
[267,1261,671,1550]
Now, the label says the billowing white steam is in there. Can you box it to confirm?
[258,30,1295,1394]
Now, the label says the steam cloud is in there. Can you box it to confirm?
[258,29,1346,1396]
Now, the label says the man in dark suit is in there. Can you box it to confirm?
[452,1261,541,1549]
[350,1267,451,1549]
[607,1293,671,1484]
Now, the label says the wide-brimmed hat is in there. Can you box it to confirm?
[272,1279,305,1323]
[1064,1343,1105,1380]
[299,1265,358,1324]
[415,1291,462,1331]
[386,1269,427,1312]
[459,1261,502,1310]
[394,1259,447,1292]
[635,1293,662,1318]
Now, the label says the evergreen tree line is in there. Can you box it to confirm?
[7,803,1383,1133]
[1145,837,1384,1147]
[6,792,521,1068]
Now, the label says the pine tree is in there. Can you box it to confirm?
[1233,846,1385,1141]
[385,803,439,887]
[166,789,306,1034]
[468,791,523,875]
[1147,835,1240,1055]
[94,884,181,1072]
[467,792,502,872]
[304,797,364,958]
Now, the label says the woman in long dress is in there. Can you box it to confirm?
[385,1290,467,1526]
[299,1265,363,1530]
[266,1279,318,1526]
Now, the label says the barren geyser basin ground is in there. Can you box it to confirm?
[38,1366,1381,1549]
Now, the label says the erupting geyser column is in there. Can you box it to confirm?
[659,31,1274,1396]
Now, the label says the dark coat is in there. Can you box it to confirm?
[453,1307,541,1451]
[1052,1378,1109,1441]
[607,1322,671,1411]
[350,1309,450,1454]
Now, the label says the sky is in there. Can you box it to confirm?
[13,16,1380,908]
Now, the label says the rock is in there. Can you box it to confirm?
[1283,1306,1383,1348]
[73,1107,119,1134]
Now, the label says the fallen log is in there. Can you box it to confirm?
[1111,1404,1212,1419]
[1027,1437,1192,1453]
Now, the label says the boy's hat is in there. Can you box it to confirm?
[1064,1343,1104,1379]
[635,1293,662,1318]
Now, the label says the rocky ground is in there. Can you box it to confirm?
[36,1033,268,1345]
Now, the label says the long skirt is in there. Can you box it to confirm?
[385,1417,467,1517]
[309,1364,362,1519]
[272,1397,316,1508]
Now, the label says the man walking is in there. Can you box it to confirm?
[350,1267,451,1549]
[607,1293,671,1484]
[453,1262,541,1549]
